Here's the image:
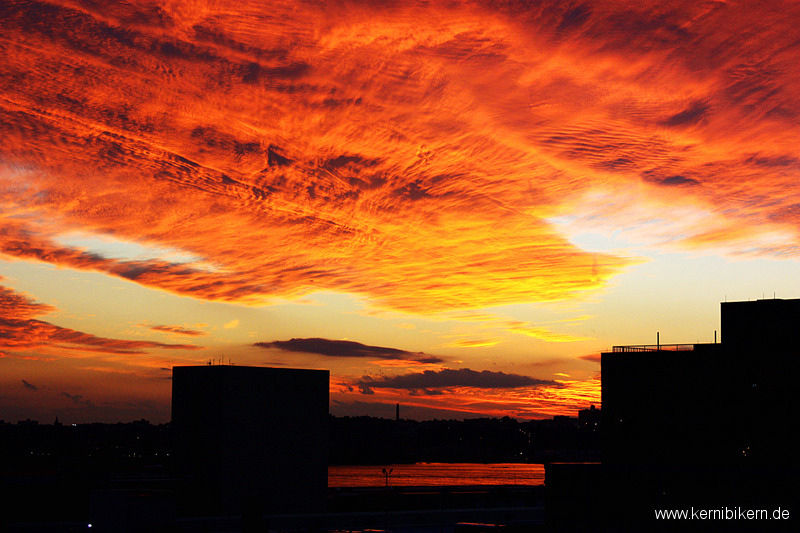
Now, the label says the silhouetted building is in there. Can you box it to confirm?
[602,298,800,466]
[721,297,799,349]
[548,299,800,531]
[577,405,601,426]
[172,365,329,518]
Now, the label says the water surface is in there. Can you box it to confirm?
[329,463,545,487]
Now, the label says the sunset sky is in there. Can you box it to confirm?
[2,0,800,423]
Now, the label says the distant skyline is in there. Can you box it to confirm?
[2,0,800,423]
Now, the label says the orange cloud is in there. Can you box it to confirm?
[0,0,667,316]
[446,339,501,348]
[148,324,207,336]
[502,321,589,342]
[444,315,591,345]
[367,359,444,370]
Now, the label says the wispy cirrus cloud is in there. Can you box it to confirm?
[25,0,788,314]
[0,283,201,355]
[444,314,592,347]
[502,321,589,342]
[446,339,501,348]
[148,324,207,337]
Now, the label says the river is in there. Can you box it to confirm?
[329,463,545,487]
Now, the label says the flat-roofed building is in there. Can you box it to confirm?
[547,299,800,530]
[602,298,800,466]
[172,365,329,517]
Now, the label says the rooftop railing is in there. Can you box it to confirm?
[611,343,696,353]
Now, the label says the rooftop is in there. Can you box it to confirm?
[609,342,722,353]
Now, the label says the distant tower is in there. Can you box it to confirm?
[396,403,400,421]
[172,365,329,517]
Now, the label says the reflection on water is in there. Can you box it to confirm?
[329,463,545,487]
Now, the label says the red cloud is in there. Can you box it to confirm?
[0,0,798,315]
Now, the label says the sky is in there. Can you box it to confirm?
[2,0,800,423]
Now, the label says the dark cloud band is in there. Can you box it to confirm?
[355,368,561,395]
[256,338,443,364]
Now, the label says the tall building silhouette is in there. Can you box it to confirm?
[548,299,800,531]
[172,365,329,518]
[602,298,800,466]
